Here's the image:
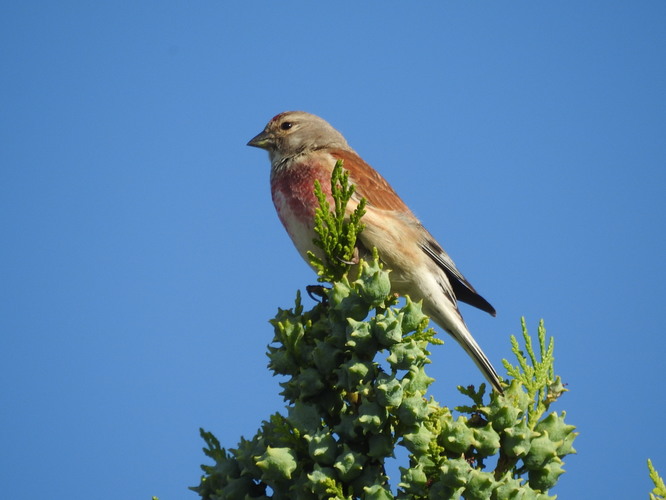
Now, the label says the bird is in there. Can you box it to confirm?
[247,111,503,393]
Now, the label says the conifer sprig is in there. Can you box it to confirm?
[307,160,367,283]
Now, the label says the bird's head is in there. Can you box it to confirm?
[247,111,351,166]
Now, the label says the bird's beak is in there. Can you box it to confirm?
[247,130,273,150]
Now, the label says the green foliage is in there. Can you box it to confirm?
[307,160,366,283]
[501,319,565,428]
[649,460,666,500]
[192,166,577,499]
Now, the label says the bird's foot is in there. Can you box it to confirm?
[306,284,330,304]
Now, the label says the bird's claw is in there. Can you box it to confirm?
[306,285,330,304]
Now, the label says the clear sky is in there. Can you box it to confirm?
[1,2,665,498]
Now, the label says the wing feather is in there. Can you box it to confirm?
[421,239,496,316]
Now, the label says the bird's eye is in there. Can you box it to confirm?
[280,121,293,131]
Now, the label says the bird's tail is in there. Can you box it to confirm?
[425,303,503,394]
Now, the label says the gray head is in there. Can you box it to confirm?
[247,111,352,165]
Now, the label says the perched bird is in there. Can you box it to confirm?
[248,111,503,393]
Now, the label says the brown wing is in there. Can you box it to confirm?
[329,149,410,212]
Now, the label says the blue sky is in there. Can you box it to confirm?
[2,2,665,498]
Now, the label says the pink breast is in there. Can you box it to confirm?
[271,162,333,221]
[270,161,334,258]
